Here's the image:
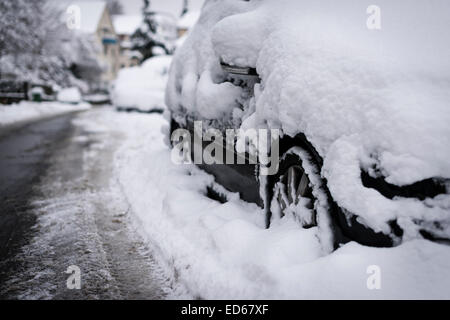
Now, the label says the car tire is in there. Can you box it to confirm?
[266,147,340,251]
[267,146,396,249]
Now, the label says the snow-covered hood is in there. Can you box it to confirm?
[166,0,450,237]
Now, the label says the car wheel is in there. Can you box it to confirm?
[267,147,340,251]
[269,150,317,228]
[169,117,181,147]
[267,147,398,249]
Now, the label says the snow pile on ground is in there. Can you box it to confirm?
[112,55,172,112]
[57,87,82,104]
[0,101,90,129]
[83,110,450,299]
[166,0,450,238]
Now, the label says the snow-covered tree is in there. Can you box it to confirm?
[0,0,101,90]
[106,0,123,15]
[181,0,189,17]
[73,38,103,89]
[0,0,43,56]
[130,0,177,62]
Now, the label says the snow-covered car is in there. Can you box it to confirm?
[166,0,450,252]
[112,55,172,113]
[57,87,82,104]
[0,81,56,104]
[0,80,28,104]
[83,90,110,105]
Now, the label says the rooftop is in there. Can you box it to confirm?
[112,15,142,35]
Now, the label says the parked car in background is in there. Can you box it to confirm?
[83,90,111,105]
[166,0,450,252]
[0,80,57,104]
[57,87,82,104]
[29,83,57,102]
[112,55,172,113]
[0,80,29,104]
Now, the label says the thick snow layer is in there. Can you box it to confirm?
[57,87,82,103]
[178,11,201,29]
[0,101,90,128]
[77,109,450,299]
[111,55,172,111]
[166,0,253,121]
[166,0,450,236]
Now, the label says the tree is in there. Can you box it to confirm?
[130,0,176,61]
[0,0,43,56]
[107,0,123,15]
[0,0,101,89]
[181,0,189,17]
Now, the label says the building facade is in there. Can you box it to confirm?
[112,15,142,69]
[95,4,120,84]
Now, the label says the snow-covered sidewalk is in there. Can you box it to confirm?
[75,109,450,299]
[0,101,91,129]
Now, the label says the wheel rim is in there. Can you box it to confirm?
[274,164,316,228]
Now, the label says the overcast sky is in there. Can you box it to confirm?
[119,0,205,17]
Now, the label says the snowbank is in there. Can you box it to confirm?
[57,87,82,103]
[0,101,90,129]
[166,0,450,238]
[112,55,172,112]
[80,110,450,299]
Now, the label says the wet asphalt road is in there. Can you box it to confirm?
[0,109,172,299]
[0,114,76,281]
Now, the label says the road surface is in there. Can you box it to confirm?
[0,109,172,299]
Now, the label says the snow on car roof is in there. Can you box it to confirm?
[177,11,200,29]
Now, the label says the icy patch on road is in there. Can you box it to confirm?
[0,101,90,129]
[85,110,450,299]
